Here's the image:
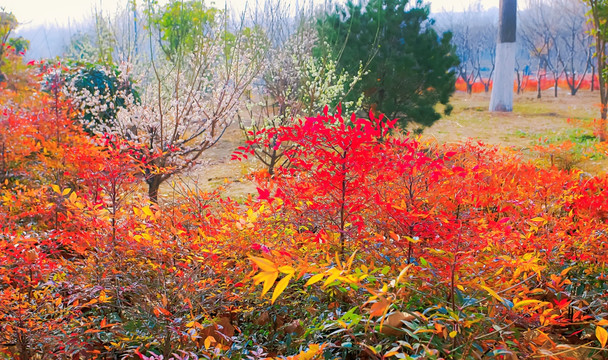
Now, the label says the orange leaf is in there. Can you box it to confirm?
[155,307,171,317]
[370,298,390,317]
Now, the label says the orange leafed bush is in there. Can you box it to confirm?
[3,83,608,359]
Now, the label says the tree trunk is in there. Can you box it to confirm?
[147,175,162,204]
[490,0,517,112]
[589,0,607,141]
[567,73,575,95]
[596,39,607,141]
[600,103,607,141]
[554,78,558,97]
[599,95,607,141]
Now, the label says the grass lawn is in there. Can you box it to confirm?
[424,90,607,174]
[426,90,598,147]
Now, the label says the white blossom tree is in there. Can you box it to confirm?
[115,0,265,202]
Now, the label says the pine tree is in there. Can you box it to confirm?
[319,0,459,129]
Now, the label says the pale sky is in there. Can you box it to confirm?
[4,0,500,28]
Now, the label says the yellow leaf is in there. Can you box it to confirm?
[51,184,60,194]
[362,344,377,355]
[597,326,608,348]
[404,236,421,243]
[480,285,504,303]
[335,253,342,270]
[204,335,215,350]
[278,266,295,275]
[253,272,266,285]
[598,319,608,326]
[513,299,544,310]
[396,264,413,285]
[305,273,325,286]
[260,271,278,297]
[346,250,358,271]
[99,290,112,303]
[560,266,573,276]
[449,330,458,338]
[142,206,153,217]
[69,191,77,203]
[62,188,70,196]
[271,274,293,304]
[323,270,341,287]
[531,217,545,222]
[83,298,98,307]
[249,256,277,272]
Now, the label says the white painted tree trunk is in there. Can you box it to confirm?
[489,42,516,112]
[490,0,516,112]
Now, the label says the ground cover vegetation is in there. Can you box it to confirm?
[3,0,608,359]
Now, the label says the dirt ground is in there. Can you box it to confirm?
[174,88,607,200]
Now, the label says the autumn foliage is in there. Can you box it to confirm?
[4,80,608,360]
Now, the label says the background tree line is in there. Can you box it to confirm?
[436,0,595,98]
[5,0,459,195]
[7,0,603,196]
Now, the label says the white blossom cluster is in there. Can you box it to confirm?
[250,28,365,132]
[297,49,365,116]
[62,64,137,135]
